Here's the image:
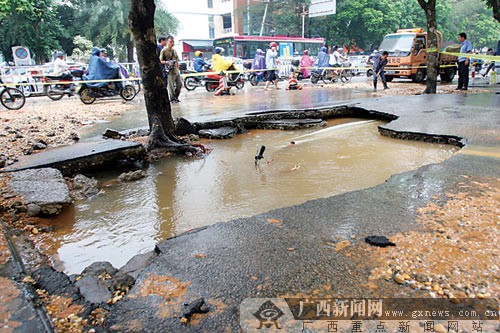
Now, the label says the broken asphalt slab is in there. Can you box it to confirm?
[104,93,499,332]
[7,168,71,216]
[1,139,145,176]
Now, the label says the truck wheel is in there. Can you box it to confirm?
[411,68,426,83]
[440,67,456,82]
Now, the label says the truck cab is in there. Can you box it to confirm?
[379,28,456,83]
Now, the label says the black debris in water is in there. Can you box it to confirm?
[365,235,396,247]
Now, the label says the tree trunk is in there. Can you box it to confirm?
[418,0,438,94]
[126,36,135,63]
[491,0,500,22]
[128,0,190,151]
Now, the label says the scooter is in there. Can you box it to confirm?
[42,69,84,100]
[78,69,136,105]
[204,67,245,92]
[183,64,210,91]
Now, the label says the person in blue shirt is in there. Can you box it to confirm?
[193,51,209,72]
[372,51,389,90]
[457,32,473,91]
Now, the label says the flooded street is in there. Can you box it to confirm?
[44,118,457,274]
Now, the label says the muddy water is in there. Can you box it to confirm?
[45,119,457,274]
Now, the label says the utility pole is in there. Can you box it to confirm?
[301,4,308,38]
[247,0,251,35]
[259,0,269,37]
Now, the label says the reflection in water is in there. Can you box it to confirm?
[46,119,457,274]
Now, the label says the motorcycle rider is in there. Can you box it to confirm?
[314,46,330,69]
[53,52,72,81]
[212,47,237,79]
[193,50,209,72]
[83,47,123,93]
[300,50,314,79]
[252,49,266,80]
[52,52,74,96]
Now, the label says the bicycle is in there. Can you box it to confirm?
[322,64,353,84]
[0,79,26,110]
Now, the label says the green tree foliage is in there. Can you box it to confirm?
[73,0,178,62]
[308,0,402,51]
[0,0,33,21]
[445,0,499,47]
[71,35,94,63]
[249,0,498,53]
[0,0,64,63]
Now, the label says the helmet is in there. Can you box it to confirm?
[270,42,277,48]
[320,46,327,53]
[303,50,309,55]
[194,50,202,57]
[100,48,107,54]
[214,47,224,54]
[373,49,379,54]
[56,51,64,58]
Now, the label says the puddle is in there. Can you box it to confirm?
[43,118,458,274]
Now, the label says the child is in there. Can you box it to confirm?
[286,72,302,90]
[214,71,233,96]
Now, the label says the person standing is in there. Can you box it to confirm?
[456,32,473,91]
[157,36,167,75]
[159,35,182,103]
[264,42,279,90]
[372,51,389,90]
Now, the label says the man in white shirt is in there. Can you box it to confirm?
[330,46,347,66]
[53,52,72,80]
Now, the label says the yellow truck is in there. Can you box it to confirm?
[378,28,458,83]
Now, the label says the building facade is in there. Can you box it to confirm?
[162,0,259,59]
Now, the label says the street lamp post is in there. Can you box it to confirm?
[301,4,308,38]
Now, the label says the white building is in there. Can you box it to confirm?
[161,0,215,60]
[162,0,257,59]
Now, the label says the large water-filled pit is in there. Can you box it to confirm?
[40,118,458,274]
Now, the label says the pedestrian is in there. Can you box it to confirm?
[157,36,167,55]
[157,36,168,79]
[159,35,182,103]
[300,50,314,79]
[372,51,389,90]
[456,32,473,91]
[264,42,280,91]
